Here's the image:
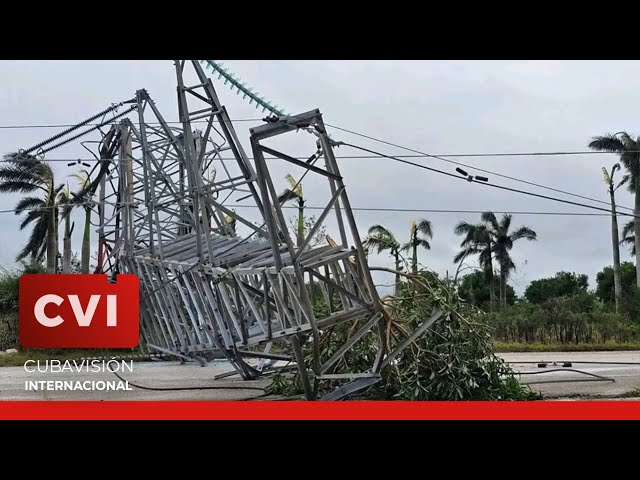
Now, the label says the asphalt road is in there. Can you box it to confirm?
[1,351,640,401]
[0,359,271,401]
[499,351,640,399]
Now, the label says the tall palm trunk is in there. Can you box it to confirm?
[54,209,60,273]
[608,186,622,312]
[394,250,401,295]
[487,246,495,312]
[81,207,91,274]
[499,258,507,308]
[46,203,56,273]
[296,198,304,248]
[635,163,640,288]
[411,234,418,273]
[63,214,72,273]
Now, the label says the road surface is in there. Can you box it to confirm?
[500,351,640,399]
[1,351,640,400]
[0,359,271,401]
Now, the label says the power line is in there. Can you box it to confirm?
[2,119,634,217]
[340,142,639,219]
[0,204,623,217]
[0,122,637,159]
[7,151,638,163]
[325,123,636,213]
[224,205,617,217]
[0,119,264,129]
[384,151,640,158]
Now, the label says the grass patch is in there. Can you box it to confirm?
[618,387,640,398]
[494,341,640,353]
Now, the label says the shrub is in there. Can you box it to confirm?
[0,260,45,350]
[268,272,539,400]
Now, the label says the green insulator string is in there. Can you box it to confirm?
[200,60,288,117]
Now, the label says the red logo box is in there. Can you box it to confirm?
[19,274,139,349]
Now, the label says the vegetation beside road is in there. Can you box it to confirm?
[494,341,640,353]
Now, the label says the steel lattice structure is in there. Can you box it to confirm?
[82,60,388,399]
[18,60,442,400]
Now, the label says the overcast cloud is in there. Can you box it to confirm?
[0,60,637,295]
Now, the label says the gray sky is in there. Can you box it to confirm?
[0,60,637,295]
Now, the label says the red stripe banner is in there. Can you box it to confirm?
[0,401,638,420]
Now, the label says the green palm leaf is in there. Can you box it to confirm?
[14,196,44,214]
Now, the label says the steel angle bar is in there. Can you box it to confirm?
[316,307,371,329]
[294,186,345,261]
[281,273,313,326]
[146,343,207,366]
[233,272,269,336]
[258,145,341,181]
[327,261,352,310]
[207,197,267,236]
[156,265,199,349]
[302,250,357,270]
[190,270,235,349]
[307,269,370,309]
[317,373,381,380]
[249,109,321,141]
[380,309,444,370]
[169,265,207,346]
[241,323,313,346]
[236,350,293,362]
[320,312,383,374]
[266,274,297,329]
[321,375,382,401]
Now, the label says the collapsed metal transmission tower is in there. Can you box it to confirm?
[21,60,393,400]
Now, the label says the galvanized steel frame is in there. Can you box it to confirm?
[91,60,393,399]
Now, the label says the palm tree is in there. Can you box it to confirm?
[621,220,636,256]
[589,133,640,287]
[57,186,75,273]
[453,221,496,310]
[364,225,402,294]
[0,154,62,272]
[71,170,93,274]
[401,219,433,273]
[482,212,537,308]
[278,173,305,247]
[603,164,627,312]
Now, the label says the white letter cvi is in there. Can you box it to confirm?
[107,295,117,327]
[34,294,64,327]
[68,295,101,327]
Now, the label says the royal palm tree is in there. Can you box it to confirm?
[482,212,537,307]
[401,219,433,273]
[57,186,75,273]
[603,164,627,312]
[589,133,640,287]
[454,221,496,311]
[364,224,402,294]
[0,154,62,272]
[71,170,93,274]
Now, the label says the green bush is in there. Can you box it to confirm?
[268,273,539,400]
[0,260,46,350]
[0,312,18,351]
[485,292,640,344]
